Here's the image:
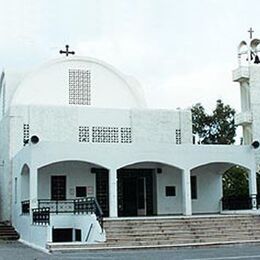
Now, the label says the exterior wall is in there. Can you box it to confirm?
[249,66,260,166]
[0,115,11,220]
[9,105,192,157]
[0,104,191,220]
[11,57,145,109]
[14,215,50,249]
[156,166,182,215]
[50,214,105,243]
[38,161,95,199]
[191,169,222,214]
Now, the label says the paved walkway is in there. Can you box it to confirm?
[1,241,260,260]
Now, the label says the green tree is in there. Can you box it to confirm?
[191,100,248,198]
[191,99,236,144]
[223,166,249,197]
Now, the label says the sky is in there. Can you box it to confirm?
[0,0,259,112]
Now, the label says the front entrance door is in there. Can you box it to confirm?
[137,177,146,216]
[51,176,66,200]
[118,169,154,217]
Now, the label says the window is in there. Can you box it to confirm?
[69,69,91,105]
[175,129,181,144]
[92,126,119,143]
[14,177,17,204]
[121,127,132,143]
[165,186,176,197]
[191,176,197,199]
[23,124,30,145]
[78,126,89,142]
[76,186,87,197]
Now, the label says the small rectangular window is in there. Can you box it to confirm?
[191,176,197,199]
[76,186,87,197]
[23,124,30,145]
[165,186,176,197]
[175,129,181,144]
[75,229,81,242]
[14,177,18,204]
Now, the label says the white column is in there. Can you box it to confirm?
[109,168,118,217]
[29,166,38,211]
[182,169,192,215]
[249,167,257,210]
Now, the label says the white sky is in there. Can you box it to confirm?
[0,0,259,112]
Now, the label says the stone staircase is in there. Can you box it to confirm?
[0,222,19,241]
[47,215,260,251]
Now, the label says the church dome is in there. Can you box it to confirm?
[10,56,146,109]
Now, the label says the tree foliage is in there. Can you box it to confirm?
[191,99,236,144]
[191,100,249,197]
[222,166,249,197]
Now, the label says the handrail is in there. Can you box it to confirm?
[37,197,104,230]
[221,196,253,210]
[32,207,50,225]
[85,223,93,242]
[93,197,104,231]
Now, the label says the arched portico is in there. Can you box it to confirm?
[112,161,186,217]
[190,162,257,214]
[31,160,109,215]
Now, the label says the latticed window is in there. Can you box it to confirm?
[69,69,91,105]
[92,127,119,143]
[175,129,181,144]
[78,126,89,142]
[23,124,30,145]
[120,127,132,143]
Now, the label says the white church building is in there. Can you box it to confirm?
[0,43,258,248]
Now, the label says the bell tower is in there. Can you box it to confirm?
[233,28,260,164]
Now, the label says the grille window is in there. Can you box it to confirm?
[121,127,132,143]
[79,126,89,142]
[92,127,119,143]
[69,69,91,105]
[175,129,181,144]
[23,124,30,145]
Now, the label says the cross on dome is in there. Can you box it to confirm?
[248,27,254,39]
[59,45,75,57]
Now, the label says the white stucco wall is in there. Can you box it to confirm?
[156,166,183,215]
[38,161,95,199]
[249,66,260,166]
[191,170,222,214]
[50,214,105,243]
[11,57,145,109]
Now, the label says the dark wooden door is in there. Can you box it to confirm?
[122,177,137,216]
[95,169,109,217]
[51,176,66,200]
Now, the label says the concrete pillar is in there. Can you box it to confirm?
[182,169,192,215]
[249,167,257,210]
[109,168,118,217]
[29,166,38,211]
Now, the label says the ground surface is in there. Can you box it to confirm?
[0,241,260,260]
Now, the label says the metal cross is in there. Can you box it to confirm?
[59,45,75,56]
[248,27,254,39]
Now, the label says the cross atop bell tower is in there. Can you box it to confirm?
[248,27,254,39]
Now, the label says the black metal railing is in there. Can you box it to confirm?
[221,196,253,210]
[32,207,50,225]
[36,197,104,229]
[21,200,30,214]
